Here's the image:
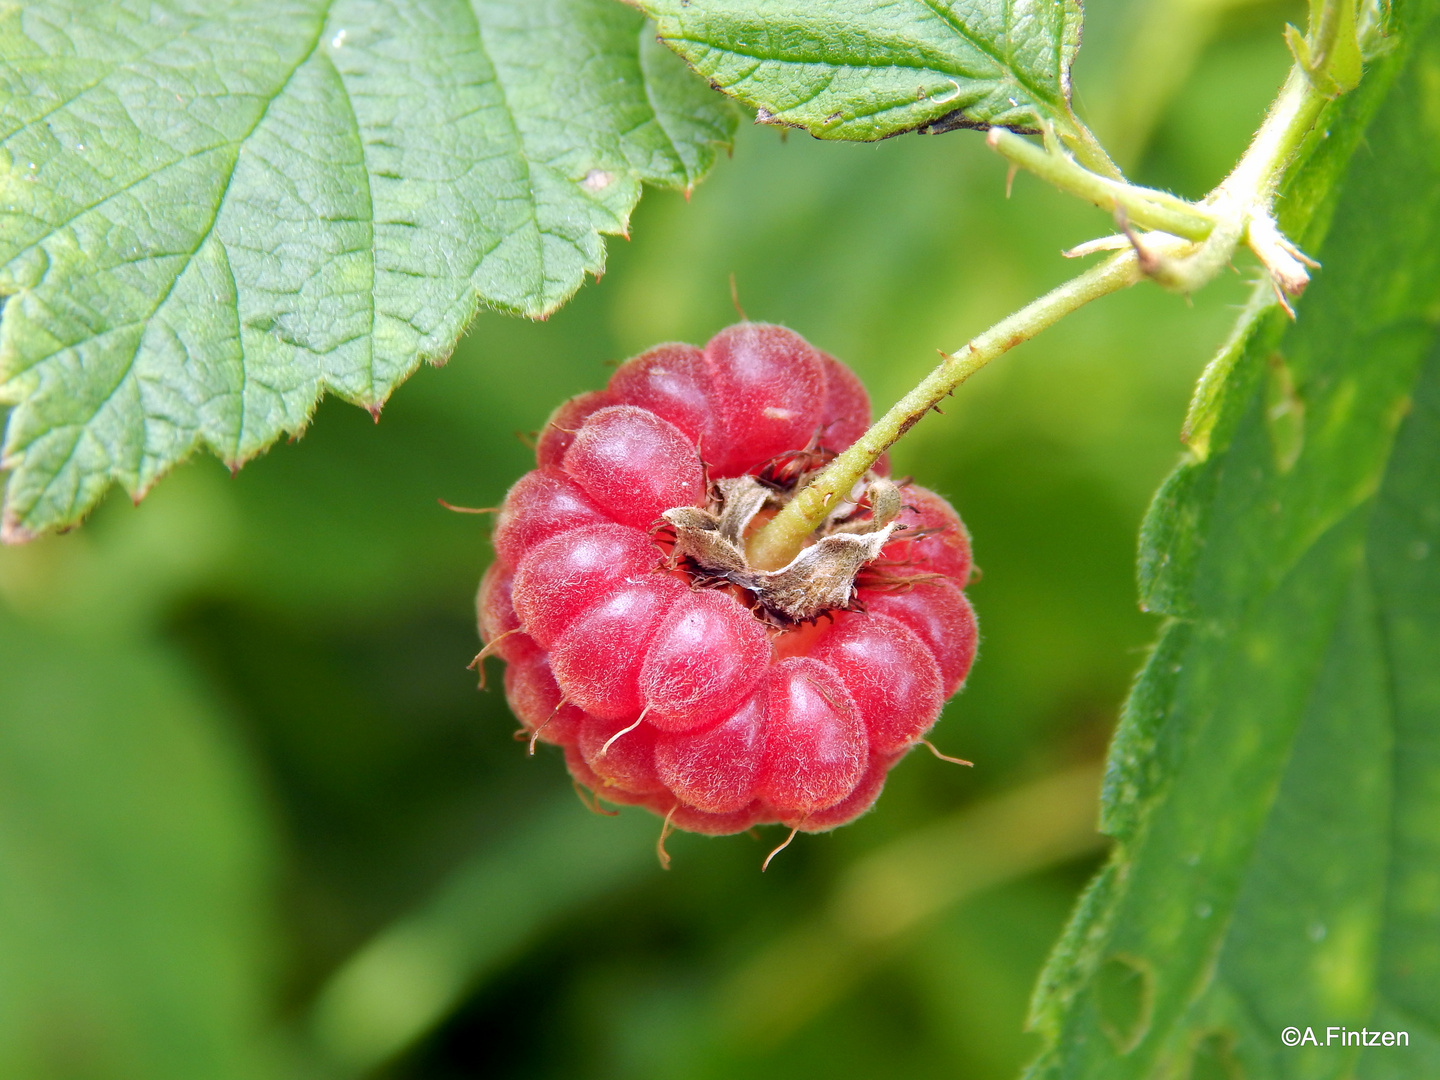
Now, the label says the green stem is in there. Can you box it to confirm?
[1211,65,1327,210]
[1182,66,1332,453]
[746,251,1148,570]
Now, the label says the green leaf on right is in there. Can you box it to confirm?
[632,0,1083,141]
[1028,4,1440,1078]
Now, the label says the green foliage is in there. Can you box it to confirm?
[6,2,1434,1080]
[635,0,1083,141]
[1028,4,1440,1077]
[0,0,735,541]
[1,4,1277,1059]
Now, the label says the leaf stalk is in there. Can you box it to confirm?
[1052,111,1126,181]
[986,128,1216,241]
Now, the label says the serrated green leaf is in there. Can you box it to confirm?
[633,0,1082,141]
[0,0,736,541]
[1029,5,1440,1078]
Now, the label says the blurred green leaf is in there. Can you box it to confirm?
[0,0,736,542]
[634,0,1082,141]
[308,797,659,1075]
[0,607,281,1079]
[1029,6,1440,1077]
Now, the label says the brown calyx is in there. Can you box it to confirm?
[658,471,904,626]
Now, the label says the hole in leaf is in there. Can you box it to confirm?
[1188,1029,1244,1080]
[1264,352,1305,474]
[1094,953,1153,1053]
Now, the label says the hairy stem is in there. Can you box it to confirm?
[1182,66,1333,453]
[988,128,1217,240]
[746,250,1154,570]
[1211,65,1327,211]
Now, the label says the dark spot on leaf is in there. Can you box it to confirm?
[907,106,1040,139]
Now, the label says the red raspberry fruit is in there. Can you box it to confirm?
[478,324,978,841]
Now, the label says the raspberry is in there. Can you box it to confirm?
[477,323,979,847]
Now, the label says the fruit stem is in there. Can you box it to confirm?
[994,0,1356,313]
[746,250,1151,570]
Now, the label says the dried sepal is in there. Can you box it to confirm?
[662,472,901,623]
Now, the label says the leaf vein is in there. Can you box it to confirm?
[316,46,377,404]
[20,6,339,520]
[911,0,1053,106]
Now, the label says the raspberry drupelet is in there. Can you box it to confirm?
[478,323,978,838]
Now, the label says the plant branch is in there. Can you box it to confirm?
[749,2,1361,564]
[1209,67,1327,211]
[1310,0,1347,72]
[1286,0,1364,96]
[995,0,1354,305]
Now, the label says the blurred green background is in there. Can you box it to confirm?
[0,1,1302,1076]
